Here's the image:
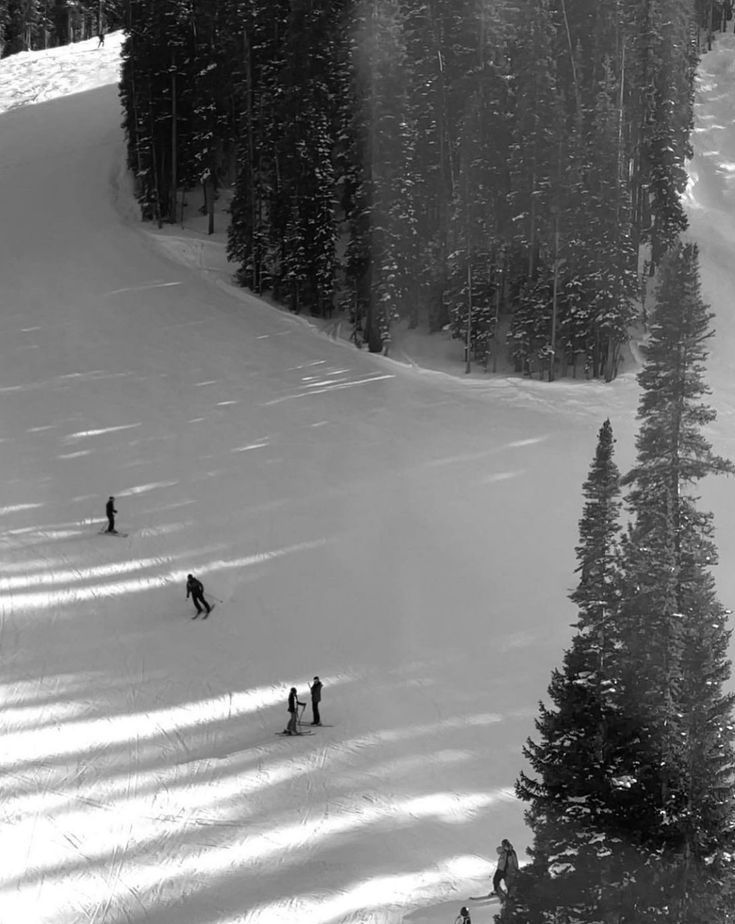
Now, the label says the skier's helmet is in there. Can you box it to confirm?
[460,909,469,916]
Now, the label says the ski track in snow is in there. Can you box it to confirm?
[2,28,735,924]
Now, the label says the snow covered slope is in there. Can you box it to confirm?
[0,30,729,924]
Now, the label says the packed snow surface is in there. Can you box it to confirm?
[0,30,733,924]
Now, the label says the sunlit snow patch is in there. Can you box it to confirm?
[0,31,124,114]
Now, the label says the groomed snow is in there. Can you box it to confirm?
[0,30,732,924]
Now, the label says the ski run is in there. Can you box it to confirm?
[1,25,735,924]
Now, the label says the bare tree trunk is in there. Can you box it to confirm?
[549,216,560,382]
[170,50,178,223]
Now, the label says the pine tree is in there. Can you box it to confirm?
[227,0,290,294]
[610,241,735,920]
[507,420,628,921]
[506,0,563,377]
[505,244,735,922]
[0,1,9,55]
[350,0,414,352]
[579,55,639,380]
[447,0,514,370]
[269,0,341,316]
[624,0,695,272]
[614,240,735,919]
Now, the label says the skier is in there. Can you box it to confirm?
[186,573,212,618]
[454,908,471,924]
[105,496,117,533]
[492,838,518,899]
[97,31,105,47]
[285,687,305,735]
[309,675,323,725]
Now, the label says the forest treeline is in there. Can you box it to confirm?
[0,1,125,54]
[114,0,722,379]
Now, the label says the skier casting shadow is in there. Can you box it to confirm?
[186,573,212,618]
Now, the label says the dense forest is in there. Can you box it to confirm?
[0,0,125,54]
[114,0,732,380]
[113,0,729,380]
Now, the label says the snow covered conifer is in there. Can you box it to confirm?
[612,239,735,919]
[506,241,735,922]
[506,419,627,921]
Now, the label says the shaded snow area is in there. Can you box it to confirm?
[0,30,733,924]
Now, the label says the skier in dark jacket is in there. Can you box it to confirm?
[492,838,519,898]
[309,676,323,725]
[285,687,305,734]
[105,496,117,533]
[186,573,211,617]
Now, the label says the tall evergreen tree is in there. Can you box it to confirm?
[507,420,628,921]
[350,0,414,352]
[506,243,735,922]
[614,240,735,919]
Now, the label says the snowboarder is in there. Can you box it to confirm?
[285,687,305,735]
[492,838,518,899]
[105,496,117,533]
[454,908,471,924]
[186,573,211,617]
[309,676,323,725]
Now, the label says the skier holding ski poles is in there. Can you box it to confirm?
[285,687,306,735]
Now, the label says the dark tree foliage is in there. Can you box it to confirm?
[509,419,630,922]
[118,0,713,374]
[504,243,735,923]
[120,0,248,225]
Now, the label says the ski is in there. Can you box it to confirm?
[202,604,216,620]
[99,529,128,538]
[298,722,333,727]
[275,730,314,736]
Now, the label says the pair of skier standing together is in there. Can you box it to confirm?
[285,678,323,733]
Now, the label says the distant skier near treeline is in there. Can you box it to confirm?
[492,838,518,899]
[309,676,323,725]
[105,496,117,533]
[285,687,305,735]
[186,573,212,618]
